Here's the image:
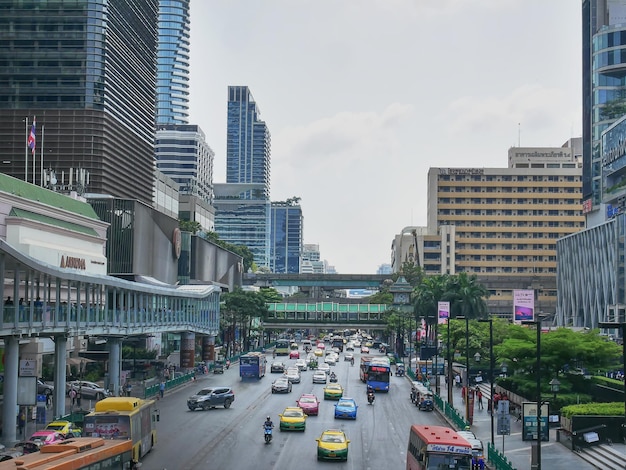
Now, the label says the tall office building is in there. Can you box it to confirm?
[0,0,159,204]
[157,0,190,125]
[215,86,272,267]
[225,86,271,198]
[155,124,214,203]
[582,0,626,225]
[270,201,303,273]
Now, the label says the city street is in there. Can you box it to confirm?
[141,350,447,470]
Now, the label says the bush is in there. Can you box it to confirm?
[561,402,624,418]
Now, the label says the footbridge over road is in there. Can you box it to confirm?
[264,302,389,329]
[244,273,390,298]
[0,239,220,444]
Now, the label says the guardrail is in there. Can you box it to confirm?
[487,442,517,470]
[144,372,195,399]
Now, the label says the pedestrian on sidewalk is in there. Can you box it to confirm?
[69,387,77,407]
[17,408,26,437]
[476,388,483,410]
[159,380,165,399]
[454,373,461,388]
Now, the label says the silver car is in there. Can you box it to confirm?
[66,381,110,400]
[312,370,327,384]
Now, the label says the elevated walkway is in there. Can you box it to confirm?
[264,301,387,328]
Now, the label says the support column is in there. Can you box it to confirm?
[181,332,195,369]
[202,336,214,362]
[108,338,121,397]
[2,337,19,444]
[53,335,67,418]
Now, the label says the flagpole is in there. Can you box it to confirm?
[24,117,29,183]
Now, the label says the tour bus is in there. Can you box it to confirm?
[0,437,134,470]
[275,339,290,356]
[406,425,472,470]
[366,357,391,392]
[82,397,159,462]
[239,351,267,379]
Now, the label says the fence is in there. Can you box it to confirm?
[487,442,517,470]
[144,372,195,399]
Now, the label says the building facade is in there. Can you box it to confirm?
[155,124,214,204]
[156,0,191,125]
[0,0,159,204]
[270,201,303,273]
[394,141,584,319]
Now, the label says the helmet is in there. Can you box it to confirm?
[266,416,271,420]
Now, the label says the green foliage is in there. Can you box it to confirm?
[122,346,157,360]
[561,402,624,418]
[368,290,393,304]
[594,375,625,388]
[259,287,283,303]
[179,220,202,234]
[202,231,255,272]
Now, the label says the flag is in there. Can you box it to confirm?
[27,117,36,154]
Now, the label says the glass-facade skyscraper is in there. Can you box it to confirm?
[215,86,272,268]
[0,0,159,204]
[270,201,303,273]
[157,0,190,125]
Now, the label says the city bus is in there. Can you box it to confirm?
[366,357,391,392]
[360,356,373,382]
[239,351,267,379]
[82,397,158,462]
[406,425,472,470]
[275,339,290,355]
[0,437,134,470]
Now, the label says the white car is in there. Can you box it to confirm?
[325,355,337,366]
[344,352,354,361]
[295,359,308,371]
[353,340,362,347]
[317,362,331,375]
[284,367,301,383]
[312,370,327,384]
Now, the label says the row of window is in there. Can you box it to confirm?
[461,266,558,274]
[439,186,579,193]
[439,196,578,204]
[444,223,578,233]
[439,209,581,216]
[438,175,578,182]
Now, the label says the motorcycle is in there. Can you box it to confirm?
[367,392,375,405]
[329,373,338,383]
[263,425,273,444]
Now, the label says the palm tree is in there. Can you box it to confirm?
[413,274,452,344]
[445,272,489,320]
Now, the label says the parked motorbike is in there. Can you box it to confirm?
[263,425,273,444]
[367,392,375,405]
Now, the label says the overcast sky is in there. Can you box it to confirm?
[188,0,581,274]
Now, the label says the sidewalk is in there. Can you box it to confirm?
[435,378,625,469]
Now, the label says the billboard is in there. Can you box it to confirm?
[513,289,534,324]
[438,301,450,324]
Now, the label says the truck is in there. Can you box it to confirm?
[331,337,344,352]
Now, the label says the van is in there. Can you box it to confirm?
[302,339,312,349]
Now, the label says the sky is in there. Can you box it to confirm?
[188,0,582,275]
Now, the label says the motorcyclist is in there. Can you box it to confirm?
[330,372,337,381]
[367,386,375,403]
[264,416,274,429]
[350,357,354,366]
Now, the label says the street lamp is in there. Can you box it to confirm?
[549,377,560,402]
[479,318,495,446]
[522,318,544,470]
[501,361,508,378]
[447,318,453,407]
[598,321,626,441]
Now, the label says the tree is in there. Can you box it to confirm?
[179,220,202,234]
[445,272,489,320]
[413,274,452,343]
[221,289,270,355]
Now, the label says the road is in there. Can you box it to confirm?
[141,349,448,470]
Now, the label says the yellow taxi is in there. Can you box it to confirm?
[316,429,350,461]
[323,383,344,400]
[279,406,307,431]
[313,348,324,357]
[45,420,81,437]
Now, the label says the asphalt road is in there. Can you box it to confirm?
[141,349,449,470]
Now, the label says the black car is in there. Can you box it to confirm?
[213,362,224,374]
[270,362,286,373]
[187,387,235,411]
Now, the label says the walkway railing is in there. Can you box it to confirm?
[265,302,388,324]
[487,442,517,470]
[145,372,195,399]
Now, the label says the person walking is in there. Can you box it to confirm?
[159,380,165,399]
[476,388,483,410]
[17,408,26,437]
[125,381,132,397]
[69,387,77,407]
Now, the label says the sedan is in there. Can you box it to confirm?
[344,352,354,362]
[45,420,81,437]
[334,398,358,419]
[284,368,301,383]
[296,394,320,416]
[323,383,344,400]
[289,350,300,359]
[360,346,370,354]
[313,348,323,357]
[29,431,65,446]
[317,362,331,375]
[270,362,286,373]
[271,377,292,394]
[312,370,327,384]
[294,359,308,371]
[66,381,109,400]
[279,407,307,431]
[316,429,350,461]
[37,379,54,396]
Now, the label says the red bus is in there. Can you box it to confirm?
[406,425,472,470]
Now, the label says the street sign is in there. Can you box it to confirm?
[19,360,36,377]
[497,414,511,435]
[497,399,510,415]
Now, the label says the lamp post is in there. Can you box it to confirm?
[598,321,626,441]
[522,318,543,470]
[447,318,453,407]
[435,321,440,395]
[501,362,508,378]
[457,315,471,424]
[479,318,495,446]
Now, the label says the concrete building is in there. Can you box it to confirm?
[393,140,584,319]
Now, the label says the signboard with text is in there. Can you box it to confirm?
[513,290,535,324]
[522,402,549,442]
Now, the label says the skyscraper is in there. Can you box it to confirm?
[157,0,191,125]
[270,200,303,273]
[215,86,272,267]
[0,0,159,203]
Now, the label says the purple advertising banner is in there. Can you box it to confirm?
[513,289,535,324]
[438,301,450,324]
